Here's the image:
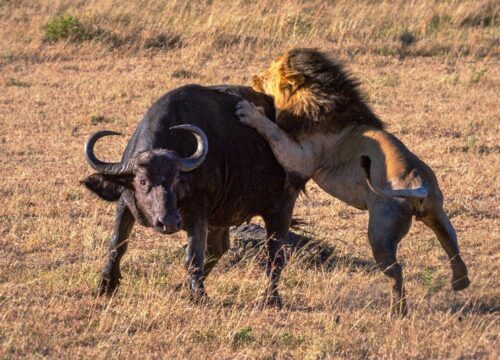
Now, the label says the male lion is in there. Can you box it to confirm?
[235,48,470,314]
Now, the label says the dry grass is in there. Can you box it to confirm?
[1,1,499,358]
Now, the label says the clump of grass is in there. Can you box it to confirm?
[441,73,460,85]
[232,327,254,346]
[6,78,31,87]
[144,33,182,50]
[171,69,198,79]
[191,329,216,344]
[420,269,447,294]
[211,32,242,50]
[43,15,93,43]
[272,332,305,346]
[426,15,442,35]
[376,46,397,56]
[43,14,127,48]
[469,67,487,84]
[90,114,113,125]
[466,134,477,150]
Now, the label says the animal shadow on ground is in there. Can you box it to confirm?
[220,223,376,273]
[448,301,500,317]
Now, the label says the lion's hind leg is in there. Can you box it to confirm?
[421,208,470,291]
[368,200,413,316]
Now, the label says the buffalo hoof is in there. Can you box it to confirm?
[97,274,120,296]
[391,298,408,317]
[260,294,283,310]
[190,291,210,305]
[450,257,470,291]
[452,276,471,291]
[187,278,209,304]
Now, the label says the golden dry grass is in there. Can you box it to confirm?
[1,0,499,358]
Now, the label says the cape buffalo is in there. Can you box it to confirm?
[83,85,303,307]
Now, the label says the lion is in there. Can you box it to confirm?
[235,48,470,315]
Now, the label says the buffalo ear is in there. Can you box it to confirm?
[81,173,130,202]
[177,174,191,200]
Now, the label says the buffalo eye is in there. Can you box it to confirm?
[139,178,150,191]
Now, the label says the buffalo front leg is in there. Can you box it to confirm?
[203,227,230,281]
[262,201,296,309]
[263,229,286,309]
[421,209,470,291]
[368,200,412,316]
[184,216,209,302]
[98,199,135,296]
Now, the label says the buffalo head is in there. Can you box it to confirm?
[82,125,208,234]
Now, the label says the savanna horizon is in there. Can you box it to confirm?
[1,0,499,358]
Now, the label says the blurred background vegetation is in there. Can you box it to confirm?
[1,0,498,64]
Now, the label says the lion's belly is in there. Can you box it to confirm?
[312,167,368,210]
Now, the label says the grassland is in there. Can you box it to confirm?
[1,0,499,358]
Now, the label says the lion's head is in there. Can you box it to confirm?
[252,48,383,135]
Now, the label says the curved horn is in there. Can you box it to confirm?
[84,131,133,175]
[170,125,208,172]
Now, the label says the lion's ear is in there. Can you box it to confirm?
[284,73,305,93]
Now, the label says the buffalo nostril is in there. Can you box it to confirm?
[155,218,166,230]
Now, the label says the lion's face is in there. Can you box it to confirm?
[252,56,285,98]
[252,54,305,114]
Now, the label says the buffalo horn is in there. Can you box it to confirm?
[170,125,208,172]
[84,131,133,175]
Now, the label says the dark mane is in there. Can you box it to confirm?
[277,48,385,137]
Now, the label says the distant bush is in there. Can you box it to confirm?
[171,69,198,79]
[43,15,93,43]
[144,33,182,50]
[398,30,416,47]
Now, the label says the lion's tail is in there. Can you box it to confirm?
[360,155,428,199]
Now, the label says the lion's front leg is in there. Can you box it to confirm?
[236,100,316,178]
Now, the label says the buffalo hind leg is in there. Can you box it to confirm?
[98,199,135,296]
[184,215,209,303]
[421,208,470,290]
[368,200,412,315]
[203,227,230,280]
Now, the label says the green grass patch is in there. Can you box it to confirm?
[272,332,305,347]
[426,15,441,35]
[43,15,93,43]
[232,327,254,346]
[43,14,126,48]
[376,46,398,57]
[469,68,486,84]
[420,269,447,294]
